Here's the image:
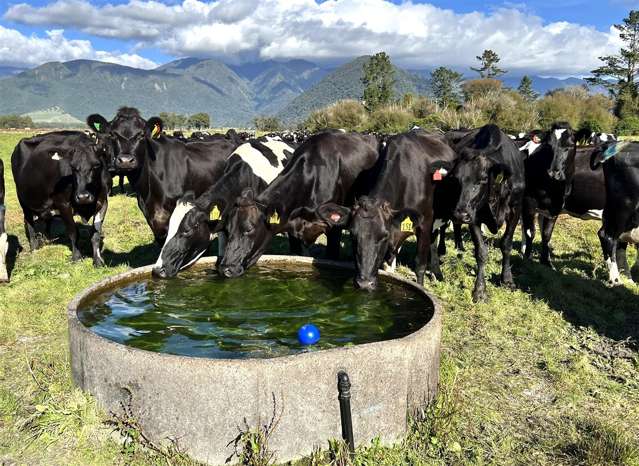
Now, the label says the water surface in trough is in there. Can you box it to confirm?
[78,264,431,359]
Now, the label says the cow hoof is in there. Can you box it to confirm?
[502,279,516,290]
[93,258,106,268]
[71,253,82,262]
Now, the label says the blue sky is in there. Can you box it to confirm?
[0,0,633,75]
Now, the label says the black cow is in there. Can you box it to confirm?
[521,123,576,266]
[88,113,241,243]
[0,160,7,282]
[321,130,459,290]
[151,137,296,278]
[450,124,526,302]
[591,141,639,285]
[218,131,382,278]
[11,131,111,266]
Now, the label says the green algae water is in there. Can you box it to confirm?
[78,264,432,359]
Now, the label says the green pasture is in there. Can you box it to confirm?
[0,131,638,465]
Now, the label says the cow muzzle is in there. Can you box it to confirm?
[220,264,244,278]
[151,266,169,279]
[354,276,377,292]
[547,168,565,181]
[115,154,137,170]
[454,208,473,224]
[75,192,95,205]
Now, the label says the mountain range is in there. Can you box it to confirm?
[0,57,594,127]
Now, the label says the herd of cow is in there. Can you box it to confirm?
[0,106,638,303]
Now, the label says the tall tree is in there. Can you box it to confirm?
[188,113,210,130]
[518,76,539,101]
[361,52,395,110]
[430,67,464,107]
[471,49,506,78]
[586,10,639,117]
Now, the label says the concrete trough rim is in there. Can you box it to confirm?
[67,254,443,365]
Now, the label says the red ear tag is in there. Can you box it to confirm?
[330,213,341,222]
[432,170,443,181]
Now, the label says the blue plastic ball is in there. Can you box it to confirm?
[297,324,320,345]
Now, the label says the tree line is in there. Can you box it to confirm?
[304,10,639,137]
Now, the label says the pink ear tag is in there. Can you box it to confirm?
[432,169,443,181]
[330,213,341,222]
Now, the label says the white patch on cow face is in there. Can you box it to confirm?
[619,226,639,244]
[599,133,609,142]
[606,257,621,284]
[154,201,195,269]
[232,141,289,184]
[51,152,62,161]
[520,140,541,155]
[0,232,8,281]
[554,129,567,140]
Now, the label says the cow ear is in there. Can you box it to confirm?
[87,114,109,133]
[145,117,163,139]
[317,203,351,227]
[179,191,196,205]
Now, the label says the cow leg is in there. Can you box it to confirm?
[24,212,42,251]
[415,218,435,285]
[437,223,447,257]
[91,203,108,267]
[59,204,81,262]
[500,205,521,288]
[326,228,342,260]
[453,222,465,252]
[599,227,620,285]
[217,232,227,258]
[615,241,631,279]
[470,223,488,302]
[521,202,536,258]
[539,216,558,269]
[119,175,125,195]
[0,204,7,282]
[288,235,303,255]
[427,227,444,281]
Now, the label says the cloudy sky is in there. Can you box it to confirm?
[0,0,635,76]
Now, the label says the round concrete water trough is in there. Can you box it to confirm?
[68,255,442,465]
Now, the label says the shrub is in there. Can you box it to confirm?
[368,104,414,133]
[303,99,368,132]
[616,115,639,135]
[254,116,282,132]
[462,79,503,100]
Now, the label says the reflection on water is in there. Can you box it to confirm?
[78,265,432,359]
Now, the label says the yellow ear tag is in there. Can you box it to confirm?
[400,217,413,232]
[269,212,280,224]
[151,124,161,139]
[495,173,504,184]
[210,205,221,221]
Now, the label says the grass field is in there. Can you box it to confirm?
[0,131,638,466]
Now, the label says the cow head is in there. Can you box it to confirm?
[546,123,576,181]
[217,189,350,278]
[452,147,511,231]
[87,107,156,173]
[151,192,218,279]
[57,136,106,205]
[326,197,413,291]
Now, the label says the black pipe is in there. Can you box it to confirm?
[337,371,355,456]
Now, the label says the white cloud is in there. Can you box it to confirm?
[3,0,620,75]
[0,26,158,68]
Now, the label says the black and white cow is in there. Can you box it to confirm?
[0,160,8,282]
[89,113,241,243]
[321,130,459,290]
[217,131,382,278]
[591,141,639,285]
[11,131,111,266]
[450,124,526,302]
[520,122,576,266]
[151,136,296,278]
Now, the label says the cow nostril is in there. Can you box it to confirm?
[354,277,377,291]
